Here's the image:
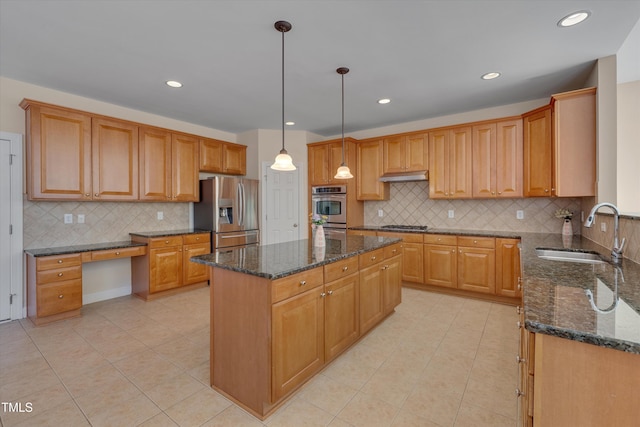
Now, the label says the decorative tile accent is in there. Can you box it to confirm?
[23,197,190,249]
[364,181,582,235]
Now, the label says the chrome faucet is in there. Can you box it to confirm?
[584,202,626,264]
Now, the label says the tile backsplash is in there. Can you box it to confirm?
[23,198,190,249]
[364,181,583,235]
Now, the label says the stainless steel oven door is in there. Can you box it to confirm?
[311,194,347,224]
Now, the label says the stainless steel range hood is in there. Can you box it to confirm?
[379,170,429,182]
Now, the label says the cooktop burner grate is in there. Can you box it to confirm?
[380,225,429,231]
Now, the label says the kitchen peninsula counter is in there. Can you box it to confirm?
[190,235,403,419]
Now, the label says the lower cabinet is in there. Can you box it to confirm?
[377,232,423,283]
[324,272,360,362]
[424,234,457,288]
[457,236,496,294]
[131,232,211,300]
[496,238,522,298]
[358,248,386,335]
[382,245,402,314]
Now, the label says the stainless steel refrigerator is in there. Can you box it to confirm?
[194,177,260,250]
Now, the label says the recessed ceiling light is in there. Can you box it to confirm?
[166,80,182,88]
[558,10,591,27]
[481,72,501,80]
[377,98,391,104]
[285,121,295,126]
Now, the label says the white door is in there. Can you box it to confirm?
[0,132,24,321]
[263,163,301,245]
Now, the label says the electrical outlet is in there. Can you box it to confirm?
[448,210,454,219]
[77,214,85,224]
[157,211,164,220]
[64,213,73,224]
[378,209,384,218]
[516,210,524,220]
[600,222,607,232]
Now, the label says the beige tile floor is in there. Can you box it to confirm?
[0,287,519,427]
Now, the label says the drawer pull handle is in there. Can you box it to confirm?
[165,240,170,244]
[94,193,99,197]
[58,260,63,264]
[115,251,120,255]
[320,292,326,298]
[327,290,333,295]
[473,240,478,244]
[371,256,376,261]
[517,321,522,328]
[516,355,526,364]
[300,280,307,286]
[515,388,524,397]
[58,294,64,299]
[58,273,63,277]
[342,266,348,272]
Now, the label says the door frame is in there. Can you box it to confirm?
[0,131,24,321]
[261,161,307,245]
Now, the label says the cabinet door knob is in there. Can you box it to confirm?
[516,355,526,364]
[58,273,63,277]
[58,294,64,299]
[327,290,333,295]
[473,240,478,244]
[320,292,326,298]
[115,251,120,255]
[451,249,455,253]
[57,260,63,264]
[544,188,549,193]
[498,191,502,195]
[94,193,99,197]
[491,191,495,195]
[85,193,90,197]
[459,250,462,254]
[515,388,524,397]
[516,306,522,314]
[196,237,200,240]
[300,280,306,286]
[165,240,170,244]
[342,266,348,272]
[371,256,376,261]
[517,321,522,328]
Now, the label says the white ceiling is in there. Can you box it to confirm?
[1,1,639,137]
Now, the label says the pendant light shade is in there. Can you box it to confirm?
[334,67,353,179]
[271,20,296,171]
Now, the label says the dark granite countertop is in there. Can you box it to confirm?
[129,228,211,238]
[519,233,640,354]
[25,240,147,257]
[190,235,401,280]
[350,225,520,239]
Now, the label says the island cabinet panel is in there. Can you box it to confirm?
[324,272,359,362]
[359,257,385,335]
[382,249,402,315]
[272,286,325,401]
[23,102,92,200]
[272,267,324,303]
[91,118,139,200]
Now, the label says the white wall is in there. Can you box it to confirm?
[594,56,618,204]
[617,80,640,215]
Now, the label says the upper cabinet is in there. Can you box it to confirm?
[523,87,596,197]
[200,138,246,176]
[22,101,93,200]
[92,118,139,201]
[428,126,473,199]
[21,99,246,202]
[356,138,389,200]
[472,118,523,198]
[308,139,353,186]
[382,133,428,174]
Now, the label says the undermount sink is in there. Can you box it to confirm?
[535,248,607,264]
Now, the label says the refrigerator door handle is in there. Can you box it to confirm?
[220,233,256,239]
[238,183,245,227]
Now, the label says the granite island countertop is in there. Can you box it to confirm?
[190,235,401,280]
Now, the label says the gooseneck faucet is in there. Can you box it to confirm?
[584,202,626,264]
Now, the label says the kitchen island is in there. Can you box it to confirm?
[190,235,403,419]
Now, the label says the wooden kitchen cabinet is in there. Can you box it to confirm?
[272,283,324,401]
[139,128,199,201]
[26,253,83,325]
[358,248,386,335]
[199,138,247,175]
[21,101,92,200]
[472,118,523,198]
[428,126,473,199]
[523,87,596,197]
[356,138,389,200]
[131,232,210,300]
[324,267,359,362]
[92,118,139,201]
[382,133,428,173]
[377,232,423,283]
[423,234,458,288]
[496,238,522,298]
[382,244,402,315]
[308,141,344,185]
[457,236,496,294]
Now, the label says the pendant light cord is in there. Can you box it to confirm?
[281,28,285,152]
[341,71,345,164]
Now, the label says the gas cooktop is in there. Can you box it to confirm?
[380,225,429,231]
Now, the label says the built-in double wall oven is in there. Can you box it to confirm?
[311,185,347,235]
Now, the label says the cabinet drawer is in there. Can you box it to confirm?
[457,236,495,248]
[324,256,358,283]
[384,243,402,258]
[359,248,385,269]
[37,280,82,317]
[148,236,183,248]
[91,246,146,261]
[183,233,211,245]
[377,231,423,243]
[37,265,82,284]
[272,267,324,303]
[424,234,457,245]
[36,253,82,271]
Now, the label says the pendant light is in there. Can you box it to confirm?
[334,67,353,179]
[270,20,296,171]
